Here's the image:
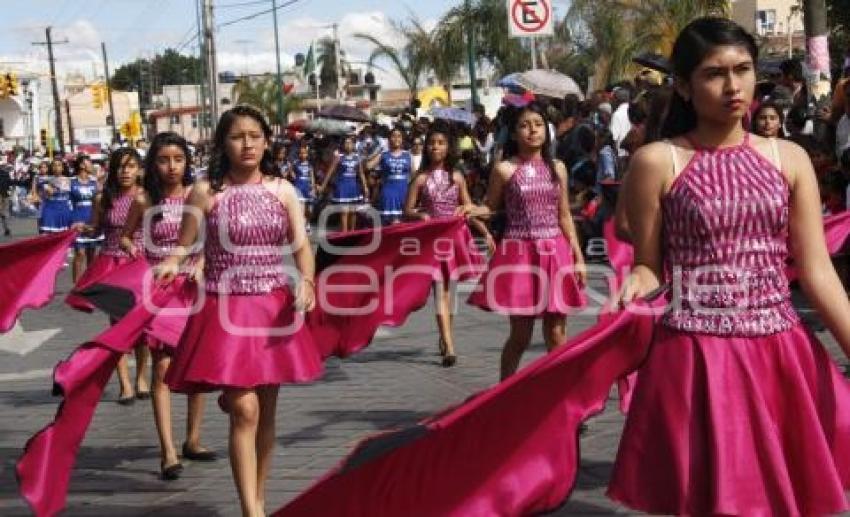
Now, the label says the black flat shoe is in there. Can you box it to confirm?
[441,354,457,368]
[182,443,217,462]
[117,395,135,406]
[135,391,151,400]
[161,462,183,481]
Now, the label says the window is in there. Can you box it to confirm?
[191,114,198,128]
[84,129,99,140]
[170,114,180,124]
[757,9,776,35]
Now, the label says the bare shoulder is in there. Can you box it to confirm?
[133,190,151,207]
[451,170,466,185]
[625,141,675,186]
[552,158,568,180]
[411,171,429,186]
[492,160,517,182]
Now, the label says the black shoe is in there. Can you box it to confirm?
[441,354,457,368]
[182,443,217,462]
[3,229,9,236]
[161,461,183,481]
[117,395,136,406]
[135,391,151,400]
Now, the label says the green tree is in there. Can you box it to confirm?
[111,48,202,108]
[231,75,301,126]
[316,37,350,98]
[354,18,430,100]
[827,0,850,75]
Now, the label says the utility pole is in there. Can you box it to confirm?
[32,27,68,153]
[802,0,831,98]
[195,0,208,141]
[202,0,219,125]
[64,99,74,153]
[333,23,342,101]
[101,42,118,144]
[464,0,478,106]
[272,0,286,133]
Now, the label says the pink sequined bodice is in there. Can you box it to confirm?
[102,194,141,256]
[419,169,459,218]
[145,196,184,265]
[503,159,561,240]
[204,182,290,294]
[662,135,798,336]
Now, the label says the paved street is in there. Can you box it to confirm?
[0,215,847,516]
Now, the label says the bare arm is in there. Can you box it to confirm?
[554,161,586,284]
[617,143,669,303]
[319,155,340,193]
[786,141,850,358]
[454,171,494,249]
[403,174,429,221]
[358,160,370,200]
[278,179,315,311]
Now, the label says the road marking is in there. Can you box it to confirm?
[0,321,61,356]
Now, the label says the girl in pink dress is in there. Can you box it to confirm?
[466,102,587,379]
[613,17,850,515]
[69,148,150,403]
[404,122,493,367]
[156,106,322,517]
[119,132,214,480]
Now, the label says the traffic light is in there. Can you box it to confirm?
[91,83,103,109]
[7,72,18,96]
[40,129,47,148]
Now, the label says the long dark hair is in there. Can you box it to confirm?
[144,132,193,212]
[419,120,458,173]
[501,101,558,182]
[74,154,91,176]
[208,105,277,191]
[102,147,142,211]
[661,17,758,139]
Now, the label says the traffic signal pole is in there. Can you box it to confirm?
[32,27,68,153]
[102,42,118,144]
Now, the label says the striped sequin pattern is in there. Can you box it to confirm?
[661,137,799,336]
[503,159,561,240]
[102,194,142,256]
[419,168,459,218]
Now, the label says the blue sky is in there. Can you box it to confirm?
[4,0,570,87]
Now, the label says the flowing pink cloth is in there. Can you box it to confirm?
[16,282,186,517]
[309,217,484,359]
[0,229,77,333]
[275,299,662,517]
[65,253,136,312]
[824,210,850,255]
[602,218,632,289]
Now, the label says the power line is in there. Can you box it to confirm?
[218,0,270,8]
[217,0,303,29]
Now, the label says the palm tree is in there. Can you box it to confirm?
[316,36,350,99]
[231,75,302,126]
[353,18,429,100]
[628,0,729,56]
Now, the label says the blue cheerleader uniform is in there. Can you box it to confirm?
[291,160,314,204]
[39,177,73,233]
[378,150,412,221]
[70,177,102,248]
[331,153,363,204]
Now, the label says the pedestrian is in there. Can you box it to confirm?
[68,147,150,404]
[155,105,322,517]
[69,154,101,283]
[38,158,73,234]
[751,100,785,138]
[0,163,11,236]
[405,121,493,367]
[612,17,850,514]
[119,132,215,480]
[374,127,412,225]
[288,142,316,233]
[466,101,587,380]
[318,135,369,232]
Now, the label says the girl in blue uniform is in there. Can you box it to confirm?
[319,135,369,232]
[39,158,73,234]
[373,128,412,225]
[70,155,102,283]
[289,143,316,232]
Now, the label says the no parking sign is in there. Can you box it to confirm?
[507,0,553,37]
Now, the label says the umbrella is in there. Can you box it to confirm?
[632,52,671,75]
[430,106,476,126]
[306,118,353,135]
[287,118,309,130]
[316,104,371,122]
[513,69,584,100]
[496,72,525,93]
